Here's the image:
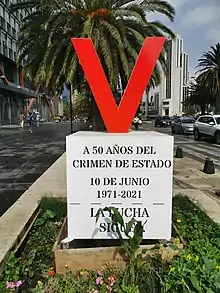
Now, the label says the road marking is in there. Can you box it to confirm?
[177,143,220,159]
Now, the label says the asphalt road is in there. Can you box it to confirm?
[0,122,86,216]
[144,121,220,169]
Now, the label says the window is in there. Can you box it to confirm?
[180,39,183,52]
[182,118,195,124]
[7,22,11,35]
[12,40,16,51]
[198,116,208,123]
[176,39,179,67]
[0,16,5,29]
[0,5,3,17]
[2,31,6,42]
[11,16,15,27]
[198,116,214,124]
[206,117,215,124]
[2,6,5,18]
[9,48,12,59]
[12,27,16,38]
[215,117,220,124]
[3,44,7,55]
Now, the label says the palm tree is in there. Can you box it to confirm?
[196,43,220,113]
[188,78,214,114]
[10,0,175,128]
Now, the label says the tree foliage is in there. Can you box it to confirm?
[196,43,220,113]
[10,0,175,94]
[188,78,214,114]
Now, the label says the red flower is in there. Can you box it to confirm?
[48,268,55,277]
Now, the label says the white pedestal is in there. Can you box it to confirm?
[66,131,173,240]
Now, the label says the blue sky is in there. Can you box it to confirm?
[149,0,220,77]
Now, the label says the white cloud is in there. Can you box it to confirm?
[182,5,220,27]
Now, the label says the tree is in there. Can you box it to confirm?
[11,0,175,129]
[188,78,214,114]
[196,43,220,113]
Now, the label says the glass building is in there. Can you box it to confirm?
[0,0,52,125]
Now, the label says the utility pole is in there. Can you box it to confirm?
[69,84,73,134]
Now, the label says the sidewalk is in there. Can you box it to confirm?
[173,156,220,223]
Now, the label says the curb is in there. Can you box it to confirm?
[0,153,67,276]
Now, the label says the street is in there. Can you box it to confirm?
[0,122,86,216]
[144,122,220,169]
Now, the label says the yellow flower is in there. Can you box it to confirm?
[176,219,181,223]
[194,256,199,262]
[173,237,180,244]
[80,271,84,276]
[37,280,43,286]
[169,266,175,272]
[186,254,192,261]
[215,265,220,270]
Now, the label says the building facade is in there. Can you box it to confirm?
[0,0,52,125]
[158,33,190,116]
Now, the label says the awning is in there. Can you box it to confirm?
[0,82,38,98]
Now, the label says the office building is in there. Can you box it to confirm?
[0,0,52,125]
[158,33,190,116]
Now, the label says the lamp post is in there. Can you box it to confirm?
[69,84,73,134]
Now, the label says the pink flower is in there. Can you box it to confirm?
[6,280,22,289]
[96,276,103,285]
[97,270,103,276]
[15,280,22,287]
[108,275,116,287]
[6,282,16,289]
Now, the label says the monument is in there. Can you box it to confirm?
[65,36,173,243]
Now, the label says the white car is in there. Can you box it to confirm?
[193,115,220,144]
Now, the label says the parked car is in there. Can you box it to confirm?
[171,117,195,134]
[154,116,171,127]
[193,115,220,144]
[170,116,181,125]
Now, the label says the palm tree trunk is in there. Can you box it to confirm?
[201,104,206,115]
[92,99,106,131]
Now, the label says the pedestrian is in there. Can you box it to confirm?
[27,112,33,133]
[19,112,25,128]
[32,112,37,128]
[63,111,66,122]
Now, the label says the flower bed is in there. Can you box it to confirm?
[1,194,220,292]
[0,197,66,292]
[161,195,220,292]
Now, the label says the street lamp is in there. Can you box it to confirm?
[69,84,73,134]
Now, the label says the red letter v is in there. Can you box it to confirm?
[71,37,165,133]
